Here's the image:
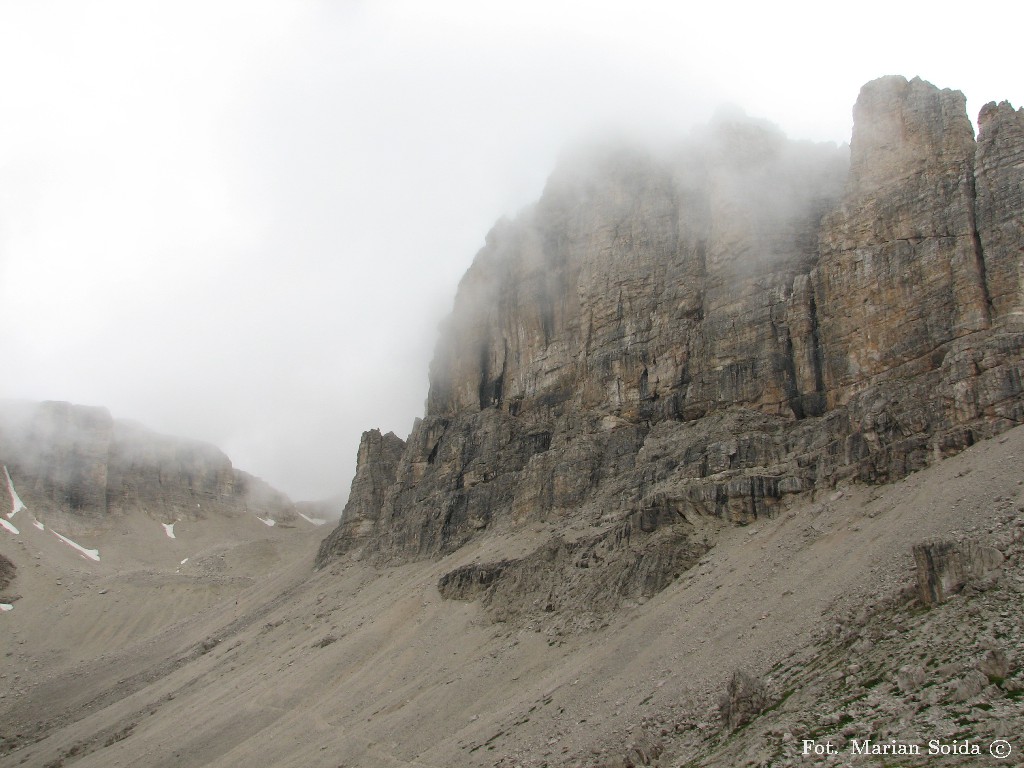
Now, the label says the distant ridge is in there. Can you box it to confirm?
[0,399,296,527]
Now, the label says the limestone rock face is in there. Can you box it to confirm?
[975,100,1024,323]
[912,539,1005,605]
[0,400,295,527]
[317,77,1024,621]
[427,123,847,425]
[316,428,405,562]
[815,76,992,405]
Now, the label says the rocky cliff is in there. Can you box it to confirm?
[0,400,296,529]
[317,76,1024,624]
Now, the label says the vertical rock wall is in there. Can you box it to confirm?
[317,77,1024,582]
[975,100,1024,323]
[814,76,991,406]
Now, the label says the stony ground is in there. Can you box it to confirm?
[648,506,1024,768]
[2,427,1023,767]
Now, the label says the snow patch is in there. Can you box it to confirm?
[180,557,189,565]
[0,603,12,612]
[4,466,26,518]
[162,522,176,539]
[298,512,327,526]
[0,518,19,535]
[51,530,100,561]
[33,519,44,531]
[256,516,276,527]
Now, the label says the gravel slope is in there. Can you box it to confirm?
[2,427,1022,767]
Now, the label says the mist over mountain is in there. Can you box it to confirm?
[318,76,1024,580]
[0,399,300,528]
[3,3,1022,506]
[2,75,1024,768]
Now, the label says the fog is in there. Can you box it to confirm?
[1,1,1020,501]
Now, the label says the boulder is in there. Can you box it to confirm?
[912,539,1004,605]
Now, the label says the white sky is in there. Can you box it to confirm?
[1,1,1021,501]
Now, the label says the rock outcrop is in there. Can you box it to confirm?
[912,539,1005,605]
[0,553,14,593]
[0,400,295,528]
[436,507,714,630]
[317,76,1024,623]
[719,670,771,732]
[325,428,406,557]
